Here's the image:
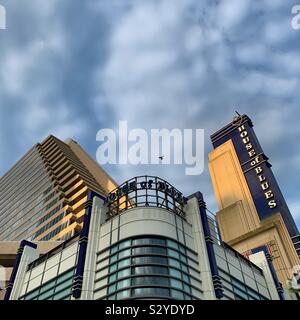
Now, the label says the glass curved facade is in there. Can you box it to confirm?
[95,236,203,300]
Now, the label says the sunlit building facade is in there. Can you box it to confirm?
[5,177,286,300]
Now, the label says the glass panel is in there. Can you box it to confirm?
[183,283,191,294]
[133,276,169,286]
[170,268,181,279]
[168,249,180,259]
[111,245,118,254]
[109,263,117,273]
[180,255,188,264]
[118,268,131,279]
[110,254,118,263]
[132,266,168,275]
[119,249,131,259]
[39,279,56,294]
[171,289,184,300]
[108,284,117,295]
[117,279,131,290]
[132,256,168,265]
[116,290,131,300]
[109,273,117,283]
[53,288,71,300]
[181,264,189,274]
[167,240,179,250]
[38,288,55,300]
[133,246,167,255]
[133,238,166,246]
[182,273,190,283]
[119,240,131,250]
[55,278,73,293]
[133,287,170,297]
[170,279,183,290]
[56,269,74,284]
[169,258,180,269]
[118,258,131,268]
[24,289,40,300]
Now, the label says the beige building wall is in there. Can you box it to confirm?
[208,139,299,287]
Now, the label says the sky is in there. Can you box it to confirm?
[0,0,299,228]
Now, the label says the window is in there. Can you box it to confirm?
[98,236,193,300]
[21,268,74,301]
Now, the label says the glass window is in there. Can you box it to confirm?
[233,287,248,300]
[132,256,168,265]
[109,273,117,283]
[170,279,183,290]
[38,288,55,300]
[167,240,178,250]
[182,273,190,283]
[133,276,169,286]
[170,268,181,279]
[111,245,118,254]
[109,263,117,273]
[181,264,189,274]
[110,254,118,263]
[132,266,168,275]
[117,279,131,290]
[108,284,117,295]
[171,289,184,300]
[133,246,166,255]
[168,249,179,259]
[119,240,131,250]
[39,280,56,294]
[180,255,188,264]
[118,268,131,279]
[229,265,244,282]
[133,287,170,297]
[116,290,130,300]
[179,246,186,254]
[169,258,180,269]
[55,278,73,293]
[183,283,191,294]
[119,249,131,259]
[53,288,71,300]
[133,238,166,246]
[118,258,131,268]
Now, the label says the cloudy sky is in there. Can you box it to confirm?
[0,0,299,228]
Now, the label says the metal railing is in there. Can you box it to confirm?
[104,176,188,219]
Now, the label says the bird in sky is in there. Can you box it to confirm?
[158,155,165,161]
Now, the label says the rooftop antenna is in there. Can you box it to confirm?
[235,110,241,117]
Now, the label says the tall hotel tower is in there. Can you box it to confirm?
[0,135,117,242]
[208,114,300,288]
[0,135,117,299]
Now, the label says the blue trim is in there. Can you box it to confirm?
[4,241,37,301]
[189,192,224,299]
[72,190,105,299]
[251,245,285,300]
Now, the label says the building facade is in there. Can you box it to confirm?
[0,135,118,298]
[208,114,300,295]
[5,177,285,300]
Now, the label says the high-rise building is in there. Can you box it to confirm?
[0,135,117,242]
[208,114,300,291]
[5,176,295,301]
[0,135,118,298]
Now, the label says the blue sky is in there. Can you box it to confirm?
[0,0,299,228]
